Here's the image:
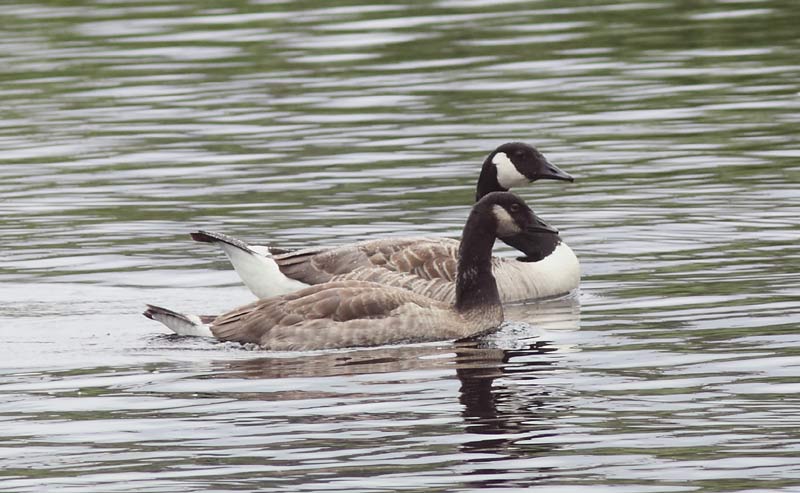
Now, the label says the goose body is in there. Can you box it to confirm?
[191,142,579,304]
[145,280,496,350]
[145,192,554,350]
[192,230,580,303]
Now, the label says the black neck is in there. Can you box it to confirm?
[475,157,507,202]
[455,208,501,312]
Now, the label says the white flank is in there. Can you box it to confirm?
[534,242,581,294]
[496,242,581,302]
[215,239,309,299]
[492,151,529,189]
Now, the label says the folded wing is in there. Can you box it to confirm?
[209,280,458,349]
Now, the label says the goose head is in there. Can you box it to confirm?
[476,142,573,200]
[485,191,558,240]
[457,192,557,311]
[482,189,564,263]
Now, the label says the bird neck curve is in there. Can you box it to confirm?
[455,207,501,312]
[475,158,507,201]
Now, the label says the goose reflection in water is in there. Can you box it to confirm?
[189,296,579,488]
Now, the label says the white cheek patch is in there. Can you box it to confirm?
[492,151,529,189]
[492,205,521,237]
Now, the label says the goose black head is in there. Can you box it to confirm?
[480,192,558,240]
[476,142,574,200]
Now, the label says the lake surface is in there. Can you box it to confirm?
[1,0,799,491]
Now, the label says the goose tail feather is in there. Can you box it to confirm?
[143,304,215,338]
[190,230,309,299]
[190,230,268,256]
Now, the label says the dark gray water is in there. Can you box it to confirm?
[1,0,799,491]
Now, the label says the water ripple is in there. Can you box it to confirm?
[2,0,800,491]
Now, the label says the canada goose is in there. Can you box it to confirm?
[144,192,557,350]
[192,142,579,303]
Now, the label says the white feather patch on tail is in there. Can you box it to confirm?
[143,304,214,338]
[192,230,309,299]
[216,241,309,299]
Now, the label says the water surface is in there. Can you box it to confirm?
[1,0,799,491]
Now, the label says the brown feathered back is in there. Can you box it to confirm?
[209,280,499,350]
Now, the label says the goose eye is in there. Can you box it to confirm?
[509,203,520,213]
